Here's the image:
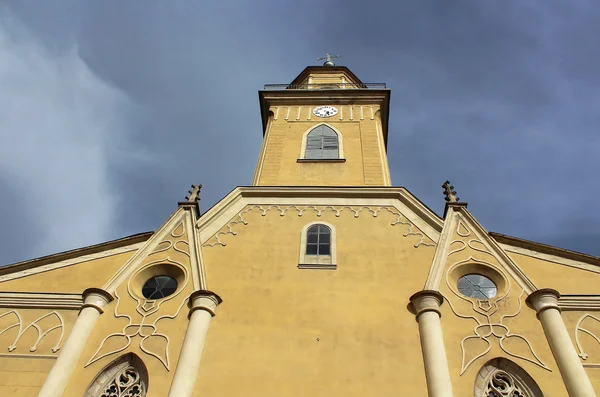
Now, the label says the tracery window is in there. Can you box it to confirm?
[298,222,336,269]
[475,358,542,397]
[304,125,339,159]
[85,354,148,397]
[485,370,526,397]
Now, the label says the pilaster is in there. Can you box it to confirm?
[38,288,113,397]
[168,290,222,397]
[410,290,453,397]
[527,289,596,397]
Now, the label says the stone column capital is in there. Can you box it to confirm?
[188,290,222,318]
[81,288,113,314]
[526,288,561,315]
[410,290,444,318]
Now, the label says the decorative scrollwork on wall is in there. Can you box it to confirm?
[575,314,600,366]
[86,221,190,371]
[201,205,434,249]
[445,220,550,375]
[0,309,64,354]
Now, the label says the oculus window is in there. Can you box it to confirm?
[141,275,178,300]
[457,274,497,299]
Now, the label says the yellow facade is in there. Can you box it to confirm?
[0,64,599,397]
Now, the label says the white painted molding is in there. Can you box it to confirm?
[500,243,600,275]
[0,292,83,310]
[0,242,144,284]
[196,186,443,247]
[559,295,600,311]
[298,123,345,159]
[298,221,337,268]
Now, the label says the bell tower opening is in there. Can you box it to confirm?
[253,62,392,187]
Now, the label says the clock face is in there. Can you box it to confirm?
[313,105,338,118]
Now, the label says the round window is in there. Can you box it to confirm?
[141,275,178,300]
[457,274,497,299]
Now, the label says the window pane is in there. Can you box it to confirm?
[318,225,330,234]
[307,225,320,234]
[319,244,331,255]
[306,244,318,255]
[307,233,318,243]
[319,233,330,244]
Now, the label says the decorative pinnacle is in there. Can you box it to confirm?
[317,53,341,67]
[184,184,202,203]
[442,181,459,203]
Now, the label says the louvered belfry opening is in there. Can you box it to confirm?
[305,125,339,159]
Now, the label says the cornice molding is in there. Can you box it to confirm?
[558,295,600,311]
[197,186,444,246]
[498,242,600,275]
[0,292,83,310]
[0,241,146,284]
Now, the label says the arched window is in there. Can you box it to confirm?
[298,222,337,269]
[304,125,339,159]
[85,353,148,397]
[474,358,542,397]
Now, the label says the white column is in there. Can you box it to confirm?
[168,290,222,397]
[410,290,454,397]
[38,288,112,397]
[527,289,596,397]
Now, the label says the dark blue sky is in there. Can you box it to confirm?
[1,1,599,264]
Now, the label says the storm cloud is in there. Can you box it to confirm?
[1,1,599,264]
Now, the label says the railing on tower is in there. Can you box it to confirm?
[263,83,387,90]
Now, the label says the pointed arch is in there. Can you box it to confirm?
[85,353,148,397]
[474,358,543,397]
[299,123,344,160]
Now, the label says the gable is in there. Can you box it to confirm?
[0,234,150,293]
[290,66,365,87]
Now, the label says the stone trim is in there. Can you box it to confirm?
[298,221,337,268]
[526,288,561,315]
[0,240,146,284]
[498,241,600,275]
[298,263,337,270]
[197,186,443,250]
[558,295,600,311]
[298,122,345,159]
[296,158,346,163]
[0,292,83,310]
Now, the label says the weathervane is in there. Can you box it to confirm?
[317,53,341,67]
[442,181,459,203]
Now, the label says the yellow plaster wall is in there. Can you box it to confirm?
[436,218,568,394]
[0,357,55,396]
[508,252,600,294]
[62,216,196,397]
[196,206,436,396]
[257,107,386,186]
[0,308,78,396]
[562,310,600,393]
[0,250,137,293]
[298,72,360,86]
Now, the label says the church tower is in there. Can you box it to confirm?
[253,59,392,186]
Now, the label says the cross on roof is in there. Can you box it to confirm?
[184,184,202,203]
[442,181,459,203]
[317,53,341,66]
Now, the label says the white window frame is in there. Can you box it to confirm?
[299,123,345,160]
[298,221,337,270]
